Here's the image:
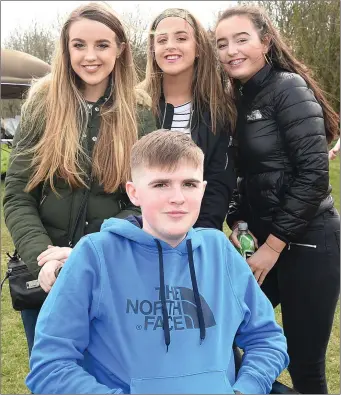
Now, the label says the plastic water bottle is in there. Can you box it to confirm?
[237,222,255,259]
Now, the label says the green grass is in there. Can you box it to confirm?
[1,157,340,394]
[1,146,11,175]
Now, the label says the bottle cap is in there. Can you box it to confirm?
[238,222,248,231]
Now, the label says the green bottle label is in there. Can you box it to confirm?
[237,233,255,259]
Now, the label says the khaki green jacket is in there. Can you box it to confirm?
[3,89,156,276]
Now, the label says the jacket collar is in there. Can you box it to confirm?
[238,64,273,99]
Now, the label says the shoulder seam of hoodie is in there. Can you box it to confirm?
[88,235,104,318]
[193,228,224,236]
[223,243,245,320]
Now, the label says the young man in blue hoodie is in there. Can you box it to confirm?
[26,130,289,394]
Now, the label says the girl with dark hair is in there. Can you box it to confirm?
[215,5,340,394]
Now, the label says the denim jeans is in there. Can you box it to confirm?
[21,308,41,357]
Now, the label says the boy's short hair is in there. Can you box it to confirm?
[130,130,204,176]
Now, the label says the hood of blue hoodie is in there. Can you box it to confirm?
[100,215,202,253]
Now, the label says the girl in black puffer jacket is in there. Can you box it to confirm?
[215,5,339,394]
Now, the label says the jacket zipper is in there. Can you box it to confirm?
[161,102,167,128]
[67,102,99,247]
[161,102,194,131]
[39,194,47,206]
[68,185,91,247]
[288,242,317,250]
[189,109,194,130]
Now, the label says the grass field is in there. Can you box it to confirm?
[1,157,340,394]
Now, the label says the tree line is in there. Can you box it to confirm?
[3,1,340,113]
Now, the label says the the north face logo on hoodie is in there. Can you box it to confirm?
[126,285,216,331]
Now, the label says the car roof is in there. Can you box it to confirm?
[1,49,51,98]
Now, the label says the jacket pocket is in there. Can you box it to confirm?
[288,242,317,250]
[130,370,233,394]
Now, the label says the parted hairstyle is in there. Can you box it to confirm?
[216,4,339,143]
[143,8,236,135]
[20,2,138,194]
[130,129,204,177]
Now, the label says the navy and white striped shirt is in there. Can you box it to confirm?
[170,101,192,134]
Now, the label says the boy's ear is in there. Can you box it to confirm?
[126,181,140,207]
[202,180,207,194]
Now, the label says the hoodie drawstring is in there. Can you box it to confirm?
[155,239,206,352]
[155,240,171,352]
[186,239,206,344]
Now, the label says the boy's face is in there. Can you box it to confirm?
[126,161,206,247]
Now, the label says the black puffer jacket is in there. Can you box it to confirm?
[157,98,236,230]
[226,64,333,243]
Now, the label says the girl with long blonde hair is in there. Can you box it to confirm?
[4,2,155,356]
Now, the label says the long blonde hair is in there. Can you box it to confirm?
[21,2,138,194]
[216,5,339,143]
[143,8,236,134]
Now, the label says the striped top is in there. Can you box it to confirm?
[171,101,192,134]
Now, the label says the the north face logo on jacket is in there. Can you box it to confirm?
[246,109,263,121]
[126,285,216,331]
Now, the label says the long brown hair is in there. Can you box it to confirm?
[21,2,138,194]
[143,8,236,134]
[216,5,339,143]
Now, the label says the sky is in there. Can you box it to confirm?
[1,1,237,44]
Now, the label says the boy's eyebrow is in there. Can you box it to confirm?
[148,178,201,185]
[148,178,171,185]
[216,32,250,43]
[70,38,112,43]
[183,178,201,183]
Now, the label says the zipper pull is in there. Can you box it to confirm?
[40,194,47,206]
[288,243,291,251]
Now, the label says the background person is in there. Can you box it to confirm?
[329,137,340,160]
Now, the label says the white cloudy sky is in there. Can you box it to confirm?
[1,1,237,43]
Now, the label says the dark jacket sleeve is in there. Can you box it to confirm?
[270,74,329,243]
[3,124,52,276]
[225,134,250,230]
[195,127,236,230]
[225,183,249,230]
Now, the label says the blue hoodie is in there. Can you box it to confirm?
[26,217,289,394]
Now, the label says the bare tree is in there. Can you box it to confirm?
[2,15,66,64]
[238,0,340,112]
[121,6,149,80]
